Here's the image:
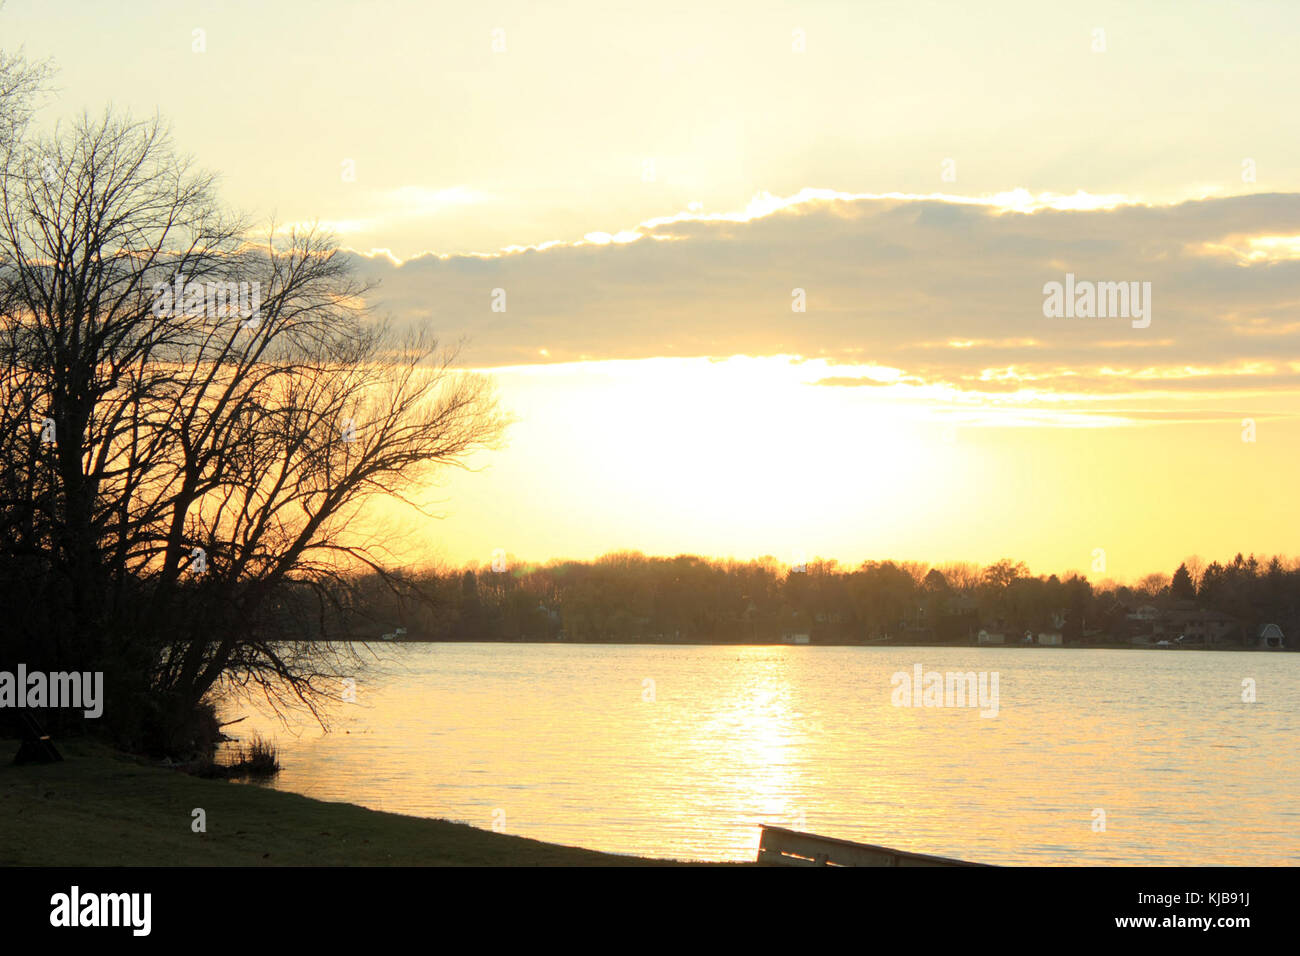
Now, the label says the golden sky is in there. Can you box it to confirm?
[8,0,1300,579]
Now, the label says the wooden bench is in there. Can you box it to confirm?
[757,825,987,867]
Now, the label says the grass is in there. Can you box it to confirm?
[0,737,692,866]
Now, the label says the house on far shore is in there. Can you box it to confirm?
[1257,623,1285,650]
[1036,631,1063,646]
[784,632,811,645]
[977,630,1004,645]
[1127,604,1160,623]
[1154,603,1239,647]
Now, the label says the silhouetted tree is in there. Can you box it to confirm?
[0,110,502,750]
[1171,563,1196,600]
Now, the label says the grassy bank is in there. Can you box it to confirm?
[0,739,684,866]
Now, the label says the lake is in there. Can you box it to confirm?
[222,643,1300,864]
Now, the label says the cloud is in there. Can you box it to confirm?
[346,189,1300,400]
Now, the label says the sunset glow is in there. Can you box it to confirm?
[4,0,1299,906]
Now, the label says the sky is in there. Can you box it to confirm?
[5,0,1300,580]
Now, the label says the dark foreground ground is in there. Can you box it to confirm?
[0,739,693,866]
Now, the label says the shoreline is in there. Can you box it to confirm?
[369,638,1291,652]
[0,739,704,866]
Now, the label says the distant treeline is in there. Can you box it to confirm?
[343,552,1298,647]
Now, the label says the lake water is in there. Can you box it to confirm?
[222,643,1300,864]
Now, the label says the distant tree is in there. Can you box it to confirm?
[1198,562,1224,600]
[981,559,1028,590]
[1136,573,1170,598]
[341,550,1300,655]
[936,561,981,591]
[923,568,949,591]
[1171,563,1196,600]
[898,561,929,586]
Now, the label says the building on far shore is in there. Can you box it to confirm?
[1154,603,1239,647]
[977,630,1004,645]
[1036,631,1063,646]
[1256,623,1285,650]
[1127,604,1160,623]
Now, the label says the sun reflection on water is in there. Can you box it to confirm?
[223,644,1300,864]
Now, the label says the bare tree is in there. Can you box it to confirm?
[936,561,981,592]
[0,40,47,155]
[1136,573,1170,599]
[0,110,503,750]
